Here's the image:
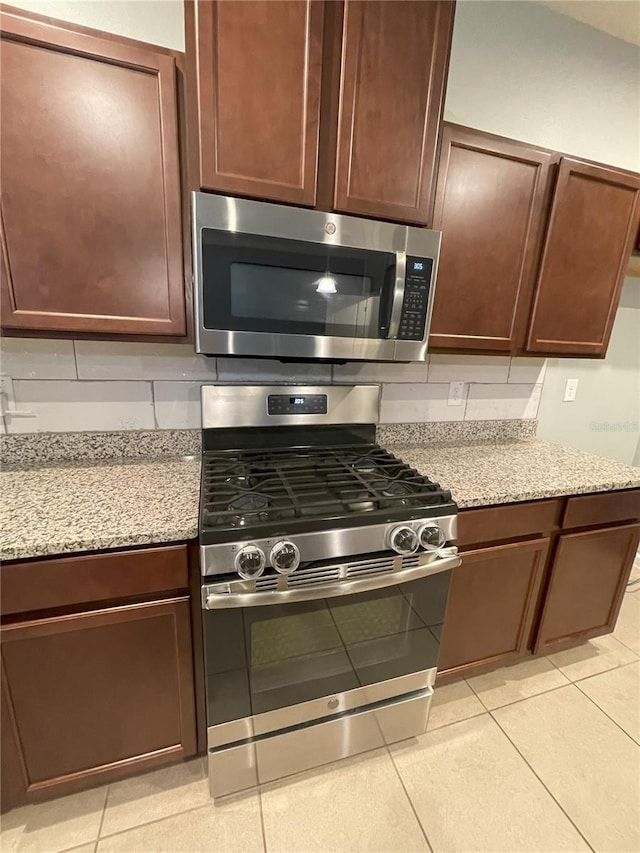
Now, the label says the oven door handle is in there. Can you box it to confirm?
[202,553,461,610]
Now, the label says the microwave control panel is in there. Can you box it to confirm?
[398,257,433,341]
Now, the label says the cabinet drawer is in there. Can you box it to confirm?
[458,500,562,548]
[1,545,189,616]
[563,489,640,530]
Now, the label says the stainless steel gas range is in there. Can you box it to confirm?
[198,384,460,800]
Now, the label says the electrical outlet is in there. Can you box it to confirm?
[448,381,465,406]
[563,378,579,402]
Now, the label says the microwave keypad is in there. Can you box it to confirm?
[398,257,432,341]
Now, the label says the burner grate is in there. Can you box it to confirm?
[201,443,451,533]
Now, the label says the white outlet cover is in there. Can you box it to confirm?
[448,381,465,406]
[563,378,579,402]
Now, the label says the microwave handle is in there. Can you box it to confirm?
[387,251,407,339]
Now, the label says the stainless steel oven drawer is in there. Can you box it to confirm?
[208,687,433,800]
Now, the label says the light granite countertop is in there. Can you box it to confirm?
[2,439,639,562]
[1,456,201,561]
[386,439,640,508]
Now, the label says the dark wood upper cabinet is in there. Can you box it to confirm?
[0,8,185,336]
[186,0,454,223]
[526,158,640,356]
[187,0,324,206]
[327,0,454,224]
[429,125,553,352]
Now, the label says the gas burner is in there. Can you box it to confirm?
[229,512,269,528]
[382,482,413,498]
[339,488,375,512]
[225,475,256,490]
[228,492,269,512]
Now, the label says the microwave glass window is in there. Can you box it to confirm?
[229,263,379,338]
[201,229,395,340]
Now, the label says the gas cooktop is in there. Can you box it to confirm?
[199,442,453,544]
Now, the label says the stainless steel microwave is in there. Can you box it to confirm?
[192,193,441,362]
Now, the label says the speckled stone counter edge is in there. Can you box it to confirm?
[0,429,201,465]
[0,420,537,466]
[377,419,537,445]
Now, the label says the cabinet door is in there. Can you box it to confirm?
[1,597,196,807]
[331,0,454,224]
[526,158,640,355]
[189,0,323,205]
[429,126,553,352]
[0,10,185,336]
[534,523,640,654]
[438,538,549,679]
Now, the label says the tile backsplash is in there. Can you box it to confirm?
[0,338,546,434]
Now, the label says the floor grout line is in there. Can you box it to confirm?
[574,676,640,747]
[489,711,596,853]
[258,788,268,853]
[466,676,574,714]
[385,744,434,853]
[96,800,212,841]
[93,785,108,852]
[426,707,488,733]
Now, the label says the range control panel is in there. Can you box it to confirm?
[397,257,433,341]
[267,394,328,415]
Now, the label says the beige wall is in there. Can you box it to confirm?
[6,0,185,50]
[445,0,640,171]
[536,280,640,464]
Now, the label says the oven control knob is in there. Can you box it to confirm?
[389,525,419,556]
[419,524,447,551]
[234,545,266,580]
[270,540,300,574]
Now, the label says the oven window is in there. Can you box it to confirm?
[201,230,395,339]
[204,571,451,726]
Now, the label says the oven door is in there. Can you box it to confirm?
[202,554,457,797]
[202,553,456,736]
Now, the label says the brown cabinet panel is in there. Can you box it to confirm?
[534,522,640,654]
[332,0,454,224]
[527,158,640,355]
[190,0,323,205]
[1,545,189,617]
[458,500,562,549]
[0,9,185,336]
[563,489,640,531]
[430,126,553,352]
[438,538,549,678]
[1,597,196,806]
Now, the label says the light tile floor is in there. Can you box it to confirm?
[3,580,639,853]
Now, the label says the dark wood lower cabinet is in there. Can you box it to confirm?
[1,596,196,810]
[438,490,640,683]
[438,538,549,679]
[534,522,640,654]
